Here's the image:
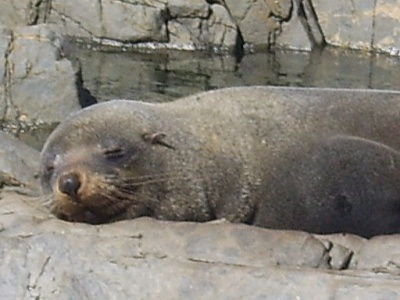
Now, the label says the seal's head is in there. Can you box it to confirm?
[40,100,175,224]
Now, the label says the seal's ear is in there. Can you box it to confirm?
[142,132,176,150]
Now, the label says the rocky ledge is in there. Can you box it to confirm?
[1,0,400,55]
[2,191,400,299]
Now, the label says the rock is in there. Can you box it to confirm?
[207,4,239,50]
[315,233,367,269]
[224,0,278,46]
[0,131,40,194]
[356,235,400,273]
[48,0,103,38]
[47,0,238,51]
[275,0,325,51]
[0,0,30,28]
[55,0,167,45]
[2,0,400,55]
[0,27,12,120]
[168,18,208,51]
[2,192,400,298]
[167,4,237,51]
[1,24,91,125]
[312,0,375,50]
[265,0,293,19]
[101,0,168,43]
[373,0,400,55]
[167,0,210,18]
[27,0,52,25]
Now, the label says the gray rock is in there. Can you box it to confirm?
[356,235,400,273]
[0,131,40,194]
[224,0,278,46]
[46,0,238,51]
[275,0,324,51]
[27,0,52,25]
[373,0,400,55]
[0,91,5,120]
[168,18,208,50]
[265,0,293,19]
[168,4,237,51]
[101,0,168,43]
[48,0,102,38]
[207,4,238,50]
[0,27,12,120]
[2,192,400,298]
[312,0,375,50]
[2,24,86,124]
[2,0,400,55]
[0,0,30,28]
[167,0,210,18]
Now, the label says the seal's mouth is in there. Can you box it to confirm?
[53,189,141,224]
[50,170,149,224]
[50,168,179,224]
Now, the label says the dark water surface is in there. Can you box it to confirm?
[19,46,400,149]
[76,46,400,103]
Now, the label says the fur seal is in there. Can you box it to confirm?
[40,86,400,237]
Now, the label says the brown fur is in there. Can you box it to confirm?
[40,86,400,237]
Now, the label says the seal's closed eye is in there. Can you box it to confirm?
[46,164,55,174]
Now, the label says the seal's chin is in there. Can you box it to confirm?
[55,206,107,225]
[46,166,138,224]
[52,195,131,224]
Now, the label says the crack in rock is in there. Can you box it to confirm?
[51,8,94,36]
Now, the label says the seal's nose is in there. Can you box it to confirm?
[58,173,81,198]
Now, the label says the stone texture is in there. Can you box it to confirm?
[356,235,400,272]
[312,0,375,50]
[101,0,168,43]
[167,0,210,18]
[275,0,325,51]
[0,0,30,28]
[0,27,12,120]
[2,0,400,55]
[2,191,400,298]
[0,131,40,194]
[224,0,278,46]
[47,0,239,50]
[48,0,103,38]
[265,0,293,19]
[3,24,85,124]
[27,0,52,25]
[374,0,400,55]
[275,0,314,51]
[207,4,238,50]
[167,4,237,51]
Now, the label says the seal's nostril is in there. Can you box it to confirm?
[58,173,81,197]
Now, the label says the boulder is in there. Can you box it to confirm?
[0,24,94,125]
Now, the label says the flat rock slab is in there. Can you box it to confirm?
[1,191,400,298]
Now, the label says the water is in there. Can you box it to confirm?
[76,46,400,103]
